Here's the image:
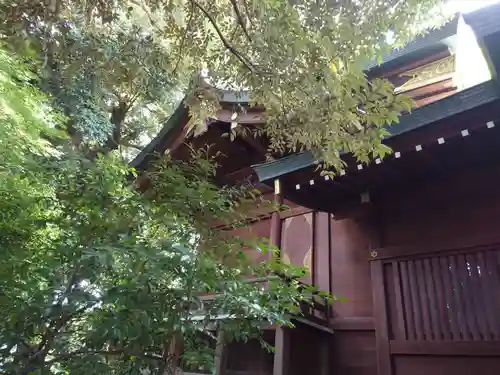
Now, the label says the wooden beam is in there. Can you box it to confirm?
[371,260,392,375]
[330,317,375,331]
[242,134,270,160]
[378,49,450,79]
[404,78,454,99]
[273,327,291,375]
[215,109,264,125]
[270,179,283,248]
[279,206,315,220]
[214,330,228,375]
[293,317,334,334]
[414,88,457,107]
[390,340,500,356]
[210,206,313,231]
[222,166,257,184]
[369,233,500,261]
[320,333,330,375]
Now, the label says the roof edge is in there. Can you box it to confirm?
[252,79,500,183]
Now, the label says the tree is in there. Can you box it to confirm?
[0,0,452,372]
[0,49,322,375]
[0,0,448,171]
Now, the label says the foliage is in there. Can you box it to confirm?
[0,0,449,170]
[0,49,323,375]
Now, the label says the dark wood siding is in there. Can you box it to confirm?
[368,162,500,375]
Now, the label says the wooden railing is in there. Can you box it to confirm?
[191,274,331,327]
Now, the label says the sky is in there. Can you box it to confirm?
[446,0,500,13]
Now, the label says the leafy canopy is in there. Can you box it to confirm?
[0,49,321,375]
[1,0,448,170]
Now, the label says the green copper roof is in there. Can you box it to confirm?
[252,80,500,183]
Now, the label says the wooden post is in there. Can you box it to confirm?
[273,326,291,375]
[371,260,392,375]
[270,179,283,248]
[319,332,330,375]
[214,330,227,375]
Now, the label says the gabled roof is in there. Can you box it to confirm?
[133,3,500,172]
[130,98,188,169]
[252,3,500,183]
[130,91,250,169]
[365,17,458,73]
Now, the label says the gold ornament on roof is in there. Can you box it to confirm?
[395,55,456,94]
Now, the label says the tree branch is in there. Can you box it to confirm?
[44,349,163,365]
[104,101,128,151]
[191,0,256,73]
[173,3,195,76]
[31,268,83,362]
[136,0,166,35]
[242,0,255,28]
[229,0,252,42]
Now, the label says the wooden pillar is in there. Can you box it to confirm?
[273,326,291,375]
[319,333,330,375]
[270,179,283,248]
[270,179,289,375]
[371,260,392,375]
[214,329,228,375]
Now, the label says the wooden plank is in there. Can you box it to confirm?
[431,256,450,340]
[371,260,392,375]
[330,317,375,331]
[482,250,500,339]
[379,49,450,78]
[273,327,291,375]
[466,252,489,340]
[311,212,316,287]
[270,213,282,248]
[456,254,481,340]
[214,330,227,375]
[369,235,500,261]
[423,258,441,340]
[440,255,461,340]
[493,249,500,338]
[399,261,415,340]
[279,206,315,220]
[449,255,469,340]
[475,251,496,340]
[272,186,287,267]
[414,89,456,107]
[407,260,424,341]
[415,259,433,340]
[390,340,500,356]
[320,333,330,375]
[392,261,407,340]
[213,206,315,230]
[215,109,265,125]
[314,212,331,298]
[404,78,455,99]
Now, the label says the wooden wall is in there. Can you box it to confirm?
[369,162,500,375]
[377,163,500,248]
[327,216,378,375]
[279,209,378,375]
[225,334,274,375]
[288,323,327,375]
[217,161,500,375]
[283,161,500,375]
[227,218,272,263]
